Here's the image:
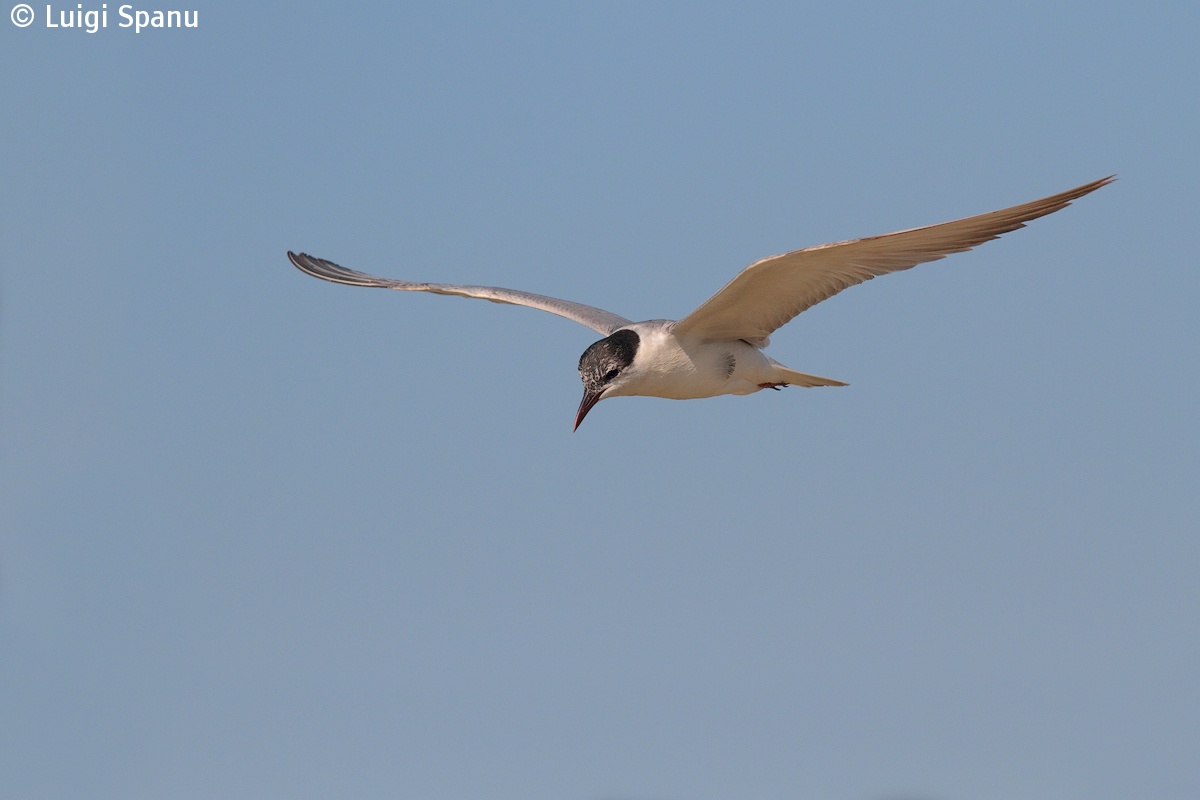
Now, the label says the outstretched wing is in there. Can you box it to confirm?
[288,251,632,336]
[673,176,1114,344]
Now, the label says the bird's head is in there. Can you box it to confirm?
[574,328,640,430]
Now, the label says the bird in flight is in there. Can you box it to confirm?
[289,176,1112,430]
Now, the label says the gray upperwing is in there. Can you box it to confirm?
[288,251,632,336]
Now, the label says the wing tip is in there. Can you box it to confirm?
[287,250,384,287]
[287,249,333,278]
[1081,174,1117,194]
[1060,175,1116,205]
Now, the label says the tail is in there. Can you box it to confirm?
[772,364,848,388]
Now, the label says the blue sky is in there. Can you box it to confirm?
[2,3,1197,799]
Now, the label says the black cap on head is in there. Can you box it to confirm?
[574,329,639,430]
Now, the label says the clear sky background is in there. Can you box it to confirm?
[2,3,1197,799]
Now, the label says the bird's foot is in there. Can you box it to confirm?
[757,382,786,391]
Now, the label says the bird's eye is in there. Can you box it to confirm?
[603,368,620,382]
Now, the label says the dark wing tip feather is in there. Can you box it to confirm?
[287,251,394,287]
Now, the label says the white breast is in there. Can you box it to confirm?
[604,321,775,400]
